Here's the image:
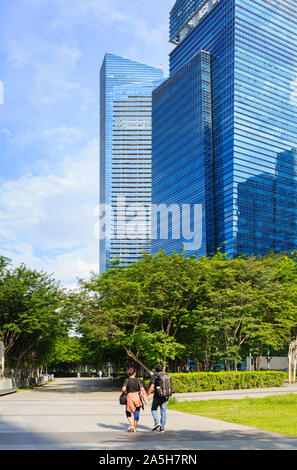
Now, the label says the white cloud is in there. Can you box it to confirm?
[0,242,98,291]
[0,0,175,288]
[42,126,83,145]
[48,0,171,54]
[7,33,82,104]
[49,0,133,25]
[0,128,11,139]
[0,135,99,288]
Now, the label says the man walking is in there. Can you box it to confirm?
[147,364,172,433]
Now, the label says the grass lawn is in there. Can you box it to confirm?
[168,394,297,437]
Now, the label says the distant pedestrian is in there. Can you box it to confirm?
[121,368,148,433]
[98,370,102,378]
[147,363,172,433]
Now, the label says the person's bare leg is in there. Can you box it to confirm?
[127,414,133,431]
[133,420,138,432]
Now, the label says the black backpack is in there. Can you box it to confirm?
[154,373,172,398]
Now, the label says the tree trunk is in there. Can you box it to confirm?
[257,353,262,371]
[234,359,238,372]
[193,357,200,372]
[205,352,209,372]
[210,358,215,372]
[177,356,183,373]
[288,344,292,384]
[293,338,297,383]
[0,340,4,378]
[293,353,297,384]
[122,346,153,376]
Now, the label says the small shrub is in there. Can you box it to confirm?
[169,371,287,394]
[168,397,177,406]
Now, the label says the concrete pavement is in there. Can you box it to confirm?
[1,377,297,450]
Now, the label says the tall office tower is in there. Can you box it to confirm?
[152,0,297,258]
[100,53,163,273]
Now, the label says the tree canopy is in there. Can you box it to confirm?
[0,258,72,376]
[2,251,297,378]
[75,251,297,373]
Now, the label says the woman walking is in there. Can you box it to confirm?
[121,367,147,433]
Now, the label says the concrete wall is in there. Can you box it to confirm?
[0,375,54,395]
[246,356,288,371]
[0,378,17,390]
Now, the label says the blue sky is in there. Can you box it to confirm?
[0,0,175,287]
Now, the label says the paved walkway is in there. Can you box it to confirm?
[1,377,297,450]
[174,381,297,402]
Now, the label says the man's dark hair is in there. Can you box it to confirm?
[155,363,164,373]
[127,367,136,376]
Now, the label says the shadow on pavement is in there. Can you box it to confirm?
[0,417,296,450]
[26,378,121,394]
[98,422,152,432]
[97,422,128,431]
[0,419,67,448]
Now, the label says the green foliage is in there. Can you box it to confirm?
[182,253,297,370]
[48,336,86,366]
[0,259,74,373]
[74,251,297,372]
[77,251,195,371]
[143,371,287,392]
[168,371,287,393]
[2,250,297,379]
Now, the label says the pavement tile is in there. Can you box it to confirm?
[0,377,296,450]
[0,444,38,450]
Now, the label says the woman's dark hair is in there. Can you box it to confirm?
[127,367,136,377]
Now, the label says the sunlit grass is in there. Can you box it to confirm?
[168,394,297,436]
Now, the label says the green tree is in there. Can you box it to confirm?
[48,336,86,372]
[184,254,297,371]
[77,253,197,374]
[0,263,66,376]
[73,251,297,374]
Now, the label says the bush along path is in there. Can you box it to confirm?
[144,371,287,393]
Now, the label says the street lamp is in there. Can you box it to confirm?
[0,340,4,378]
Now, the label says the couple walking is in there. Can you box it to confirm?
[121,364,172,433]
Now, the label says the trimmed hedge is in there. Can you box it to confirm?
[144,371,287,393]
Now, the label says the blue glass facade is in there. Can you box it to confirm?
[152,0,297,258]
[152,51,216,256]
[100,53,163,272]
[234,0,297,256]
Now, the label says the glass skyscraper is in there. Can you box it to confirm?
[152,0,297,258]
[100,53,163,272]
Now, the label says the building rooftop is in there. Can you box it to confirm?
[170,0,221,45]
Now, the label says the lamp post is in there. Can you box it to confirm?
[0,340,4,378]
[249,352,252,371]
[266,347,272,371]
